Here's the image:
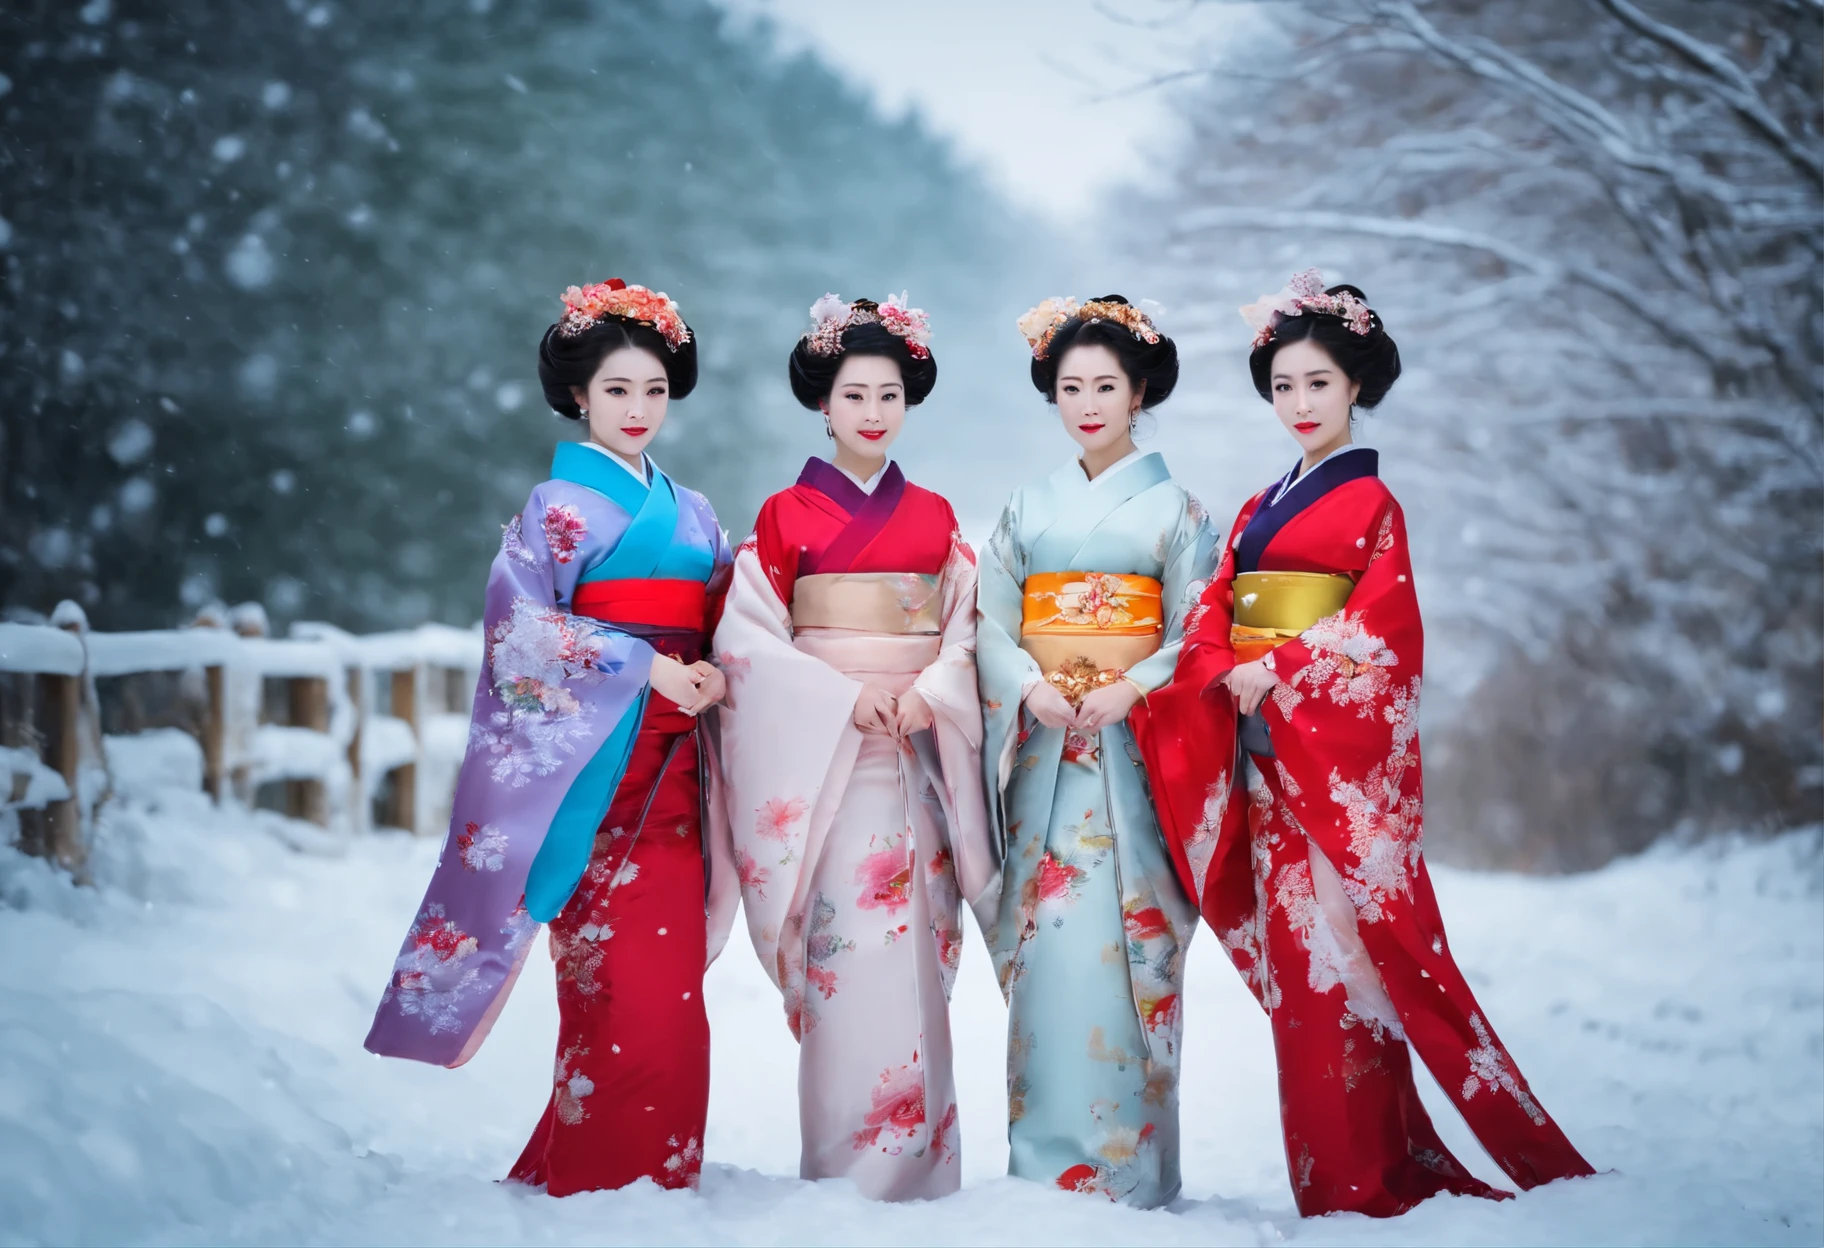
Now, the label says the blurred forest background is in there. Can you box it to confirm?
[2,0,1818,870]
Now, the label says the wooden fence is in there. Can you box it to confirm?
[0,606,482,875]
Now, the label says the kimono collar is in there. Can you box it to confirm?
[576,439,649,486]
[1235,446,1380,575]
[796,457,905,516]
[551,440,661,515]
[1052,449,1170,499]
[1270,443,1373,505]
[839,460,891,496]
[1077,445,1151,491]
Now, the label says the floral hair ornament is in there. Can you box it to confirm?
[1240,268,1373,350]
[1017,296,1162,361]
[557,277,691,351]
[803,292,933,360]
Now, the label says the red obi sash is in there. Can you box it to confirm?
[573,578,708,632]
[572,579,708,732]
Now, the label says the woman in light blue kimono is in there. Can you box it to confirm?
[976,296,1217,1206]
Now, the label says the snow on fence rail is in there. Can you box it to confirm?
[0,603,481,875]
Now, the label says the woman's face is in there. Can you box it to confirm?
[1054,342,1142,457]
[822,353,906,459]
[1269,337,1360,458]
[571,344,670,461]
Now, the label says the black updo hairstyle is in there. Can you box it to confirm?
[1248,284,1401,408]
[538,316,699,419]
[1030,295,1179,410]
[789,317,938,411]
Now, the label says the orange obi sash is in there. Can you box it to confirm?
[790,572,942,635]
[1230,571,1354,664]
[573,578,708,633]
[1020,571,1163,705]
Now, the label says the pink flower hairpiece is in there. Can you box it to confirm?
[804,292,933,360]
[1239,269,1373,349]
[557,278,691,351]
[1016,296,1162,361]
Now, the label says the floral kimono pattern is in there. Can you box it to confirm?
[714,459,994,1201]
[366,441,736,1196]
[976,452,1216,1207]
[1134,448,1595,1216]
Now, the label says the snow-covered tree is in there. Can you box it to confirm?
[1147,0,1821,866]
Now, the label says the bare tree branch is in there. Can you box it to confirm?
[1592,0,1823,182]
[1171,204,1727,362]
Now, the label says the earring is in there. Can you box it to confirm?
[580,408,588,417]
[824,419,834,439]
[1129,412,1138,432]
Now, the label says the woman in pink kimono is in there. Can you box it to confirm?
[712,295,996,1199]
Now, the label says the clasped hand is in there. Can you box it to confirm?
[852,684,934,739]
[1023,678,1143,735]
[648,653,726,716]
[1221,658,1280,715]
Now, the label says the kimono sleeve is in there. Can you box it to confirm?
[975,494,1042,811]
[911,526,997,910]
[1123,489,1218,694]
[1173,499,1254,697]
[364,484,658,1066]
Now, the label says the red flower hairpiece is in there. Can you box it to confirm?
[557,278,691,351]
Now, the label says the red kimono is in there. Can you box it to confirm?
[1133,448,1593,1217]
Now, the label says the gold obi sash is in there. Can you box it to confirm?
[791,572,943,635]
[1230,571,1355,663]
[1020,571,1163,706]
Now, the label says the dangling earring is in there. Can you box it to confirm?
[823,418,834,439]
[579,407,589,417]
[1129,411,1138,433]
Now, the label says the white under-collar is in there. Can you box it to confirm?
[1076,445,1148,491]
[838,459,890,496]
[580,440,650,486]
[1272,443,1369,505]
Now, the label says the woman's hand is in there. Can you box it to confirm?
[852,683,898,734]
[1223,658,1280,716]
[648,653,705,710]
[1075,679,1143,733]
[682,661,726,714]
[891,688,934,738]
[1024,681,1078,730]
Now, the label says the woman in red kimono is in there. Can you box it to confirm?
[713,294,994,1199]
[1133,270,1594,1217]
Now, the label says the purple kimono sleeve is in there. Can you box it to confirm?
[364,482,654,1067]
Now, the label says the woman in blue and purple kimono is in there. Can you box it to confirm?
[365,279,738,1195]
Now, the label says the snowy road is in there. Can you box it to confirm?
[2,763,1819,1245]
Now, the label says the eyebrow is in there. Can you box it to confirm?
[1272,368,1335,380]
[600,376,669,384]
[837,382,900,390]
[1058,373,1121,383]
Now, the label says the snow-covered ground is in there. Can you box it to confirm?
[2,739,1819,1246]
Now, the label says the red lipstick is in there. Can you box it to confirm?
[858,430,886,441]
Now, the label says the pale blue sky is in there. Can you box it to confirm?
[714,1,1239,222]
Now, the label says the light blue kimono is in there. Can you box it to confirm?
[975,451,1216,1206]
